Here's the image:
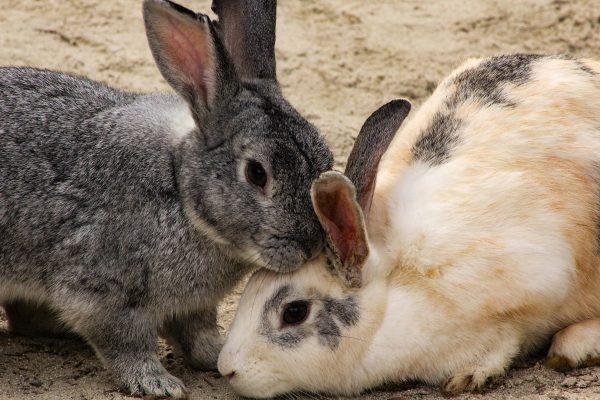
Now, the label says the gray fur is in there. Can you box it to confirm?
[344,99,411,212]
[4,301,72,338]
[0,0,332,397]
[413,54,543,166]
[412,113,462,165]
[260,285,359,350]
[212,0,277,81]
[315,309,341,349]
[449,54,543,107]
[324,296,359,327]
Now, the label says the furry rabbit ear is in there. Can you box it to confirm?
[143,0,239,119]
[345,99,411,218]
[311,172,368,288]
[211,0,277,82]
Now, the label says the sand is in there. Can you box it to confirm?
[2,0,600,399]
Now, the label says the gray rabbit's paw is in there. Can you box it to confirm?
[122,369,187,399]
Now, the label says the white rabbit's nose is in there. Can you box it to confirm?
[223,370,236,380]
[217,348,237,378]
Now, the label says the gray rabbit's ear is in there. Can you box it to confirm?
[344,99,411,218]
[143,0,239,117]
[311,172,368,288]
[211,0,277,82]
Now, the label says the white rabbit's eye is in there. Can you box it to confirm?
[282,301,310,326]
[245,160,268,190]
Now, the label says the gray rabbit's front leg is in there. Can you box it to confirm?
[82,312,187,398]
[162,308,223,370]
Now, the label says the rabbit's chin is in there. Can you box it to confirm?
[236,243,307,273]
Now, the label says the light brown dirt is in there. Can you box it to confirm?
[2,0,600,399]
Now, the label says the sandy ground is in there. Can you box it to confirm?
[2,0,600,399]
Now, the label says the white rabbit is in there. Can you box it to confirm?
[218,54,600,398]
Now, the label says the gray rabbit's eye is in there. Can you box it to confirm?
[245,160,268,190]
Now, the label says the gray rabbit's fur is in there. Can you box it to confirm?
[0,0,332,397]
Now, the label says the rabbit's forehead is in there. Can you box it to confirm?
[233,83,333,171]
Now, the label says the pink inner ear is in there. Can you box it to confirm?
[156,12,214,106]
[315,185,360,267]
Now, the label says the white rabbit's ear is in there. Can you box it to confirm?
[211,0,277,82]
[143,0,239,117]
[345,100,411,218]
[311,172,368,288]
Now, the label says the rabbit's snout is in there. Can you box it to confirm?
[217,347,239,381]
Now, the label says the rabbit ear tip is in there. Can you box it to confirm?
[386,99,412,115]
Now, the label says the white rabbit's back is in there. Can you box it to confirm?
[374,55,600,326]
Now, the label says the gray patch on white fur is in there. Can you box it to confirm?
[412,113,462,165]
[316,310,341,348]
[260,285,311,348]
[412,54,544,166]
[449,54,544,107]
[260,286,359,350]
[317,296,360,349]
[324,296,359,327]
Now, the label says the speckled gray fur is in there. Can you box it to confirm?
[0,0,332,397]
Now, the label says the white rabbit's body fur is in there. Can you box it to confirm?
[220,55,600,397]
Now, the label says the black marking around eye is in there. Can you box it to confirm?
[264,285,290,313]
[260,285,360,350]
[261,285,308,348]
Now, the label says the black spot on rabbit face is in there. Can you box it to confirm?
[180,81,333,272]
[260,285,360,350]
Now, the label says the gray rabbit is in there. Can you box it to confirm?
[0,0,332,397]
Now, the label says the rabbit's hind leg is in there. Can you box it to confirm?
[545,319,600,371]
[3,300,73,338]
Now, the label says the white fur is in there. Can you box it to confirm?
[167,103,197,145]
[220,56,600,397]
